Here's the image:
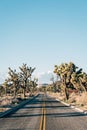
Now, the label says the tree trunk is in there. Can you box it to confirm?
[62,76,69,100]
[65,87,69,100]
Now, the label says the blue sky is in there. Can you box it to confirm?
[0,0,87,83]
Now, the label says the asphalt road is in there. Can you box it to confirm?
[0,93,87,130]
[0,94,43,130]
[45,94,87,130]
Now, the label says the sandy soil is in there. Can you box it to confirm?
[47,92,87,111]
[0,92,37,113]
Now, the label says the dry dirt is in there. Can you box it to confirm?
[0,92,37,113]
[0,95,14,113]
[47,92,87,111]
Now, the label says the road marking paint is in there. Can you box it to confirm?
[39,100,46,130]
[39,107,43,130]
[43,104,46,130]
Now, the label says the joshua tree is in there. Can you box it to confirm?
[54,62,86,100]
[19,64,35,97]
[54,63,70,99]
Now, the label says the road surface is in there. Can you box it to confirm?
[0,93,87,130]
[45,94,87,130]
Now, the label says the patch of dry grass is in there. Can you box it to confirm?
[76,92,87,106]
[0,92,37,113]
[48,91,87,111]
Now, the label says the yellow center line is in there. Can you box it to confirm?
[43,102,46,130]
[39,99,46,130]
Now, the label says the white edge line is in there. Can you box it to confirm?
[55,98,87,114]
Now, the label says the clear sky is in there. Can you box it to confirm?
[0,0,87,83]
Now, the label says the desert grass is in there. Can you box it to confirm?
[47,91,87,111]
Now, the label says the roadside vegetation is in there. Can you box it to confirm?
[47,62,87,110]
[1,61,87,112]
[0,63,38,112]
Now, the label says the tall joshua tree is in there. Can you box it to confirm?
[19,64,35,97]
[54,62,85,100]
